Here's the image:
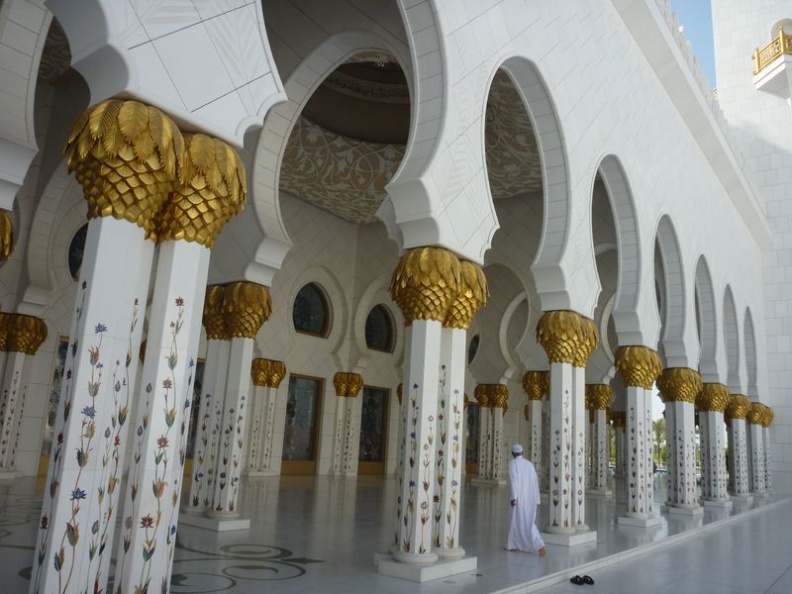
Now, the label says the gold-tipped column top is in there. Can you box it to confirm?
[535,310,599,368]
[202,282,271,340]
[522,370,549,401]
[390,246,461,325]
[697,383,731,413]
[474,384,491,408]
[614,345,662,389]
[0,313,48,355]
[0,211,14,261]
[475,384,508,408]
[762,405,774,428]
[66,99,184,237]
[158,133,246,247]
[656,368,702,403]
[333,372,363,397]
[250,358,286,388]
[726,394,752,420]
[443,260,488,329]
[586,384,613,409]
[747,402,767,425]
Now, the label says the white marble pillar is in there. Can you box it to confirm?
[763,406,774,493]
[522,371,548,488]
[331,372,364,476]
[613,411,626,477]
[657,368,702,514]
[31,98,175,594]
[586,385,613,497]
[114,131,246,594]
[747,403,766,494]
[698,383,731,508]
[490,386,508,483]
[541,399,551,491]
[434,326,467,558]
[184,333,229,512]
[726,395,752,502]
[614,346,663,528]
[247,359,286,476]
[476,392,492,479]
[536,311,598,546]
[0,316,48,473]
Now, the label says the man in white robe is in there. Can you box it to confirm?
[506,443,546,556]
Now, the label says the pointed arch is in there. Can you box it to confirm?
[695,256,719,382]
[744,308,758,398]
[655,215,687,365]
[723,286,741,393]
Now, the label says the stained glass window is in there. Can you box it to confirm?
[365,304,395,352]
[293,282,330,336]
[282,376,321,461]
[359,387,388,462]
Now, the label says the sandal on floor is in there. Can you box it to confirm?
[570,575,584,585]
[583,575,594,585]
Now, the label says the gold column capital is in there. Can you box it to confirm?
[203,285,229,340]
[747,402,766,425]
[474,384,491,408]
[522,370,549,401]
[614,345,662,389]
[389,246,460,326]
[443,260,488,329]
[333,372,363,397]
[250,358,286,388]
[535,310,599,368]
[656,367,702,403]
[0,211,14,261]
[726,394,752,420]
[586,384,613,409]
[66,99,184,237]
[158,133,246,247]
[762,405,774,428]
[0,313,48,354]
[396,382,403,405]
[477,383,508,408]
[222,281,271,339]
[696,383,731,413]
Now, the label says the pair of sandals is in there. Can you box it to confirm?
[570,575,594,585]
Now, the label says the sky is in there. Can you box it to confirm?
[670,0,717,88]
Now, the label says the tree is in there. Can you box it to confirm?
[652,417,666,467]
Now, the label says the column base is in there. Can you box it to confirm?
[617,514,662,528]
[180,505,210,516]
[245,469,279,478]
[436,546,466,560]
[663,504,703,516]
[751,490,769,500]
[469,476,507,486]
[0,470,17,480]
[702,498,733,510]
[540,529,597,547]
[730,494,754,505]
[179,513,251,532]
[375,551,476,582]
[586,488,612,498]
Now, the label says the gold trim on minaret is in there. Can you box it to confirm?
[614,345,662,389]
[656,368,702,403]
[535,310,598,368]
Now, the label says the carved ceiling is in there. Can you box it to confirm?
[280,69,543,223]
[38,18,71,82]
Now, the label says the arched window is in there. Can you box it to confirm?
[468,334,481,364]
[68,223,88,280]
[365,304,395,352]
[293,282,330,337]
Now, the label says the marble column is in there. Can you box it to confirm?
[657,368,702,515]
[612,411,627,477]
[115,132,246,594]
[726,394,753,503]
[381,247,484,578]
[474,387,492,480]
[697,383,731,508]
[247,359,287,476]
[614,345,663,527]
[434,262,485,559]
[536,310,598,546]
[586,384,613,497]
[763,406,774,493]
[0,315,48,474]
[185,287,231,513]
[332,372,364,475]
[489,385,509,483]
[208,282,270,518]
[31,99,178,594]
[747,402,766,495]
[522,371,549,489]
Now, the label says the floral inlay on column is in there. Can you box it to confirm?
[249,359,286,473]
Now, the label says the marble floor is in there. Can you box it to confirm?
[0,474,787,594]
